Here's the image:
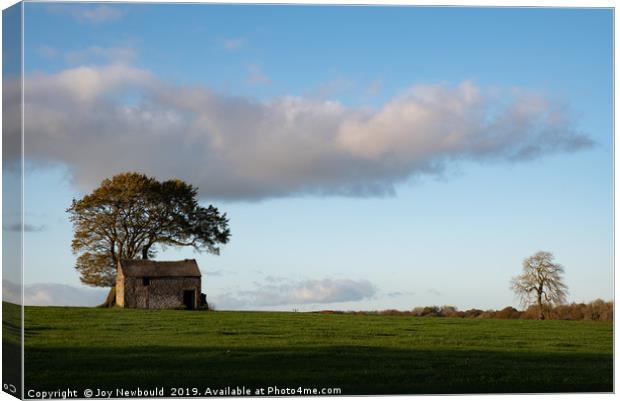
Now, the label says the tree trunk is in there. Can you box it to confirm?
[98,287,116,308]
[537,291,545,320]
[142,244,151,260]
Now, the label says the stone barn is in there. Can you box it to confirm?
[116,259,202,309]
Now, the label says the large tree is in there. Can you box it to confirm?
[510,251,568,320]
[67,172,230,305]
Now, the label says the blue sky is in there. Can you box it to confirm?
[7,3,613,310]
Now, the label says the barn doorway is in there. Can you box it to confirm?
[183,290,195,310]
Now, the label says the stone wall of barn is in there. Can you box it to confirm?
[115,268,125,307]
[121,276,201,309]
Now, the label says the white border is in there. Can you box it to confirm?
[0,2,616,401]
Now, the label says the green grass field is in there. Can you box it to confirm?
[3,302,22,398]
[22,306,612,395]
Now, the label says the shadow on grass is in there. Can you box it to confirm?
[25,345,612,396]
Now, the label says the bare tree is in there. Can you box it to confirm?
[511,251,568,320]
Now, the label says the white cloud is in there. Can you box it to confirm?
[202,270,224,277]
[2,281,21,304]
[216,278,377,308]
[69,5,123,25]
[3,281,108,306]
[221,38,245,51]
[246,64,271,85]
[36,45,58,59]
[385,291,415,298]
[363,77,384,98]
[23,63,154,103]
[65,46,137,65]
[8,63,592,201]
[310,77,356,99]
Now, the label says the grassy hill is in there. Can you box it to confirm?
[23,306,612,395]
[3,302,22,398]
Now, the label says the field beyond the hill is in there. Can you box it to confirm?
[22,306,612,396]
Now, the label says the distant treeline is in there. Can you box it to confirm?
[317,299,613,321]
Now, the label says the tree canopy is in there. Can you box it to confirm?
[510,251,568,320]
[67,172,230,288]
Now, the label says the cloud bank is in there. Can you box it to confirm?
[3,281,107,306]
[2,278,373,308]
[7,63,592,200]
[216,278,377,309]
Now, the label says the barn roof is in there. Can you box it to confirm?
[118,259,201,278]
